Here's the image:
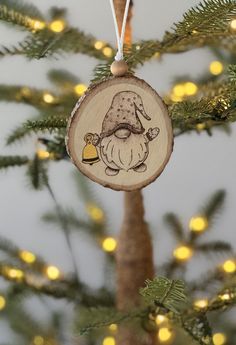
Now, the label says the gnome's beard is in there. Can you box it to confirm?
[100,132,148,171]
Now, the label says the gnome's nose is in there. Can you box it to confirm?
[115,128,131,139]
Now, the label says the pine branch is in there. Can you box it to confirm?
[25,117,67,133]
[21,28,114,60]
[200,190,226,221]
[6,125,33,145]
[209,286,236,311]
[47,69,79,89]
[76,307,143,335]
[164,213,185,241]
[0,155,29,169]
[0,1,44,31]
[195,241,232,254]
[140,277,188,314]
[0,235,46,273]
[42,208,92,233]
[26,154,48,190]
[228,64,236,82]
[180,312,213,345]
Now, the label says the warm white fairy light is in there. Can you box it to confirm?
[189,215,208,233]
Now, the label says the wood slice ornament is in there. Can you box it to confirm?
[66,61,173,191]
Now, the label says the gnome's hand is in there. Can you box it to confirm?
[92,133,100,146]
[146,127,160,141]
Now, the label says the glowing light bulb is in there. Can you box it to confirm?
[213,333,226,345]
[0,295,6,310]
[37,150,50,160]
[222,259,236,273]
[74,84,87,96]
[7,268,24,280]
[109,323,118,332]
[170,93,183,102]
[43,93,55,104]
[103,337,116,345]
[86,204,104,223]
[184,82,198,96]
[94,40,105,50]
[209,61,223,76]
[230,19,236,32]
[19,250,36,264]
[103,47,113,57]
[189,216,208,233]
[49,20,65,33]
[173,245,193,261]
[46,266,60,280]
[220,293,230,301]
[172,84,185,97]
[196,123,206,131]
[153,52,160,58]
[194,299,209,309]
[33,336,45,345]
[21,87,32,98]
[102,237,117,252]
[30,20,46,31]
[155,315,168,326]
[158,328,172,343]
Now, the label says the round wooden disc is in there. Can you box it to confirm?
[66,76,173,191]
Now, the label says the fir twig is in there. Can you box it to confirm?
[0,155,29,169]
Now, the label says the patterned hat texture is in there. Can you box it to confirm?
[100,91,151,138]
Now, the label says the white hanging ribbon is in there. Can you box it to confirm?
[109,0,131,61]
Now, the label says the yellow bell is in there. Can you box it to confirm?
[82,133,100,165]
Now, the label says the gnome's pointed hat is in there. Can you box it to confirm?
[100,91,151,138]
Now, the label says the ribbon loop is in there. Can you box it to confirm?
[109,0,131,61]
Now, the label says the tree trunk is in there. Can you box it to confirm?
[114,2,155,344]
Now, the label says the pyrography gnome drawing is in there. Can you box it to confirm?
[82,91,160,176]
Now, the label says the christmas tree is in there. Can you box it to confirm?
[0,1,235,345]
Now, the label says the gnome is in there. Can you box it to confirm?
[83,91,160,176]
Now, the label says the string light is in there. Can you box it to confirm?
[154,52,160,58]
[169,94,183,102]
[21,87,32,98]
[33,336,45,345]
[194,299,209,309]
[94,40,105,50]
[222,259,236,273]
[30,20,46,31]
[49,20,66,33]
[103,47,113,57]
[5,267,24,281]
[155,315,168,326]
[172,84,185,98]
[102,237,117,252]
[19,250,36,264]
[109,324,118,332]
[173,245,193,261]
[37,149,50,160]
[43,92,55,104]
[103,336,116,345]
[196,123,206,131]
[0,295,6,310]
[74,84,87,96]
[189,216,208,233]
[230,19,236,32]
[184,82,198,96]
[158,328,173,343]
[209,61,224,76]
[86,203,104,223]
[212,333,226,345]
[45,265,60,280]
[219,293,230,301]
